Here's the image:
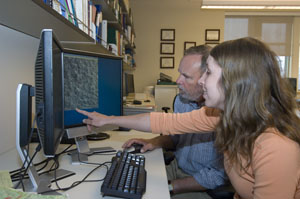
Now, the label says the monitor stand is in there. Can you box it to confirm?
[16,84,75,195]
[86,132,110,141]
[66,126,115,164]
[16,146,75,195]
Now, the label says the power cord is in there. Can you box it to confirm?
[40,159,111,194]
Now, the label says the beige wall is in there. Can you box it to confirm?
[0,25,38,154]
[130,0,225,92]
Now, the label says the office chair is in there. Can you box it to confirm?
[161,95,178,164]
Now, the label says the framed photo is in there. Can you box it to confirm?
[160,43,175,55]
[205,29,220,41]
[161,29,175,41]
[205,42,219,48]
[184,41,196,51]
[160,57,174,69]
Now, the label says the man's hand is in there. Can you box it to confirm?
[122,138,159,153]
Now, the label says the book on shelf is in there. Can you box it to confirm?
[65,0,74,23]
[70,0,78,26]
[52,0,61,14]
[107,27,123,56]
[74,0,89,34]
[95,4,103,42]
[58,0,67,18]
[91,3,97,39]
[101,20,108,48]
[108,43,118,55]
[123,0,130,13]
[75,0,83,30]
[44,0,53,6]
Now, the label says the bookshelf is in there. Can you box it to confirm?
[0,0,136,69]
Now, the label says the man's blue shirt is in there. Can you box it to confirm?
[171,95,227,189]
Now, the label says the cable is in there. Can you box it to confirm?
[39,160,111,194]
[14,143,41,190]
[11,144,74,182]
[10,114,39,177]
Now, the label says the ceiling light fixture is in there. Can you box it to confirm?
[201,0,300,10]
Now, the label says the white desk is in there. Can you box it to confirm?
[0,130,170,199]
[123,96,156,115]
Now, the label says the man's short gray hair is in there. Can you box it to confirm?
[184,45,212,73]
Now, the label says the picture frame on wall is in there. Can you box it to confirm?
[161,29,175,41]
[205,29,220,41]
[205,42,219,48]
[160,57,174,69]
[160,43,175,54]
[184,41,196,52]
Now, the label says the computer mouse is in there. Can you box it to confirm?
[127,143,144,153]
[132,100,142,105]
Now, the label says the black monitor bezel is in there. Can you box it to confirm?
[34,29,64,157]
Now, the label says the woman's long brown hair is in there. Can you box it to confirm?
[211,37,300,170]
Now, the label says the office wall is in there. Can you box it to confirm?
[0,25,38,154]
[292,17,300,80]
[130,0,224,92]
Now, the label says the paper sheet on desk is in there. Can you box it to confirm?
[0,186,68,199]
[0,170,13,188]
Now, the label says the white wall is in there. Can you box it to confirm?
[130,0,224,92]
[0,25,38,154]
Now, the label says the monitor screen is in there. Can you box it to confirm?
[63,50,123,128]
[286,77,297,96]
[34,29,64,157]
[124,73,135,96]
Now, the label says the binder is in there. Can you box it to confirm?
[70,0,78,26]
[58,0,67,18]
[75,0,83,31]
[101,20,107,48]
[64,0,73,23]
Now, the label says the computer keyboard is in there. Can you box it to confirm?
[101,150,147,199]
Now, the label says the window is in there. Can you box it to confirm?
[225,16,293,78]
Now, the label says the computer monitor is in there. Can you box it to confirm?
[63,50,123,127]
[63,49,123,163]
[286,77,297,96]
[16,29,74,193]
[124,73,135,96]
[34,29,64,157]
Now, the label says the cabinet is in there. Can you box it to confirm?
[155,85,179,112]
[0,0,135,70]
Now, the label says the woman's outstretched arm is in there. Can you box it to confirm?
[76,109,152,132]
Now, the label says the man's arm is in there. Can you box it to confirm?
[171,176,207,194]
[122,135,176,152]
[150,135,176,150]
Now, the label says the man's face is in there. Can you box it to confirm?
[176,55,203,102]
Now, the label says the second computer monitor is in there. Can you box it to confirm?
[63,50,123,127]
[124,73,135,96]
